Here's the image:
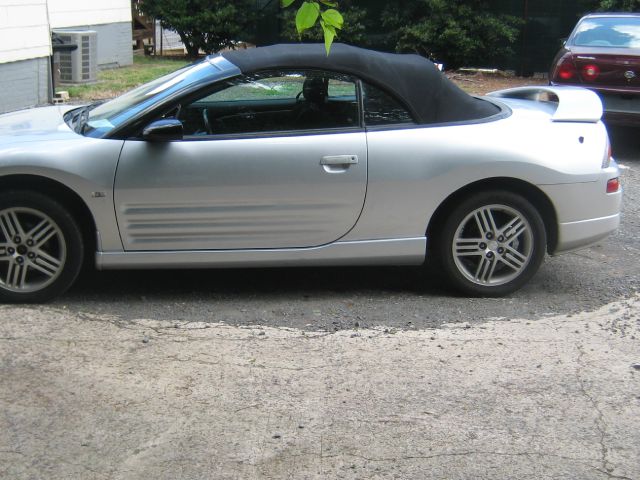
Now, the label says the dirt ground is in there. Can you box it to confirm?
[448,72,546,95]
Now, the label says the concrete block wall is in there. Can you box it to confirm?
[0,57,50,114]
[95,21,133,69]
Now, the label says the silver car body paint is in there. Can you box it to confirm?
[0,64,621,270]
[114,132,368,250]
[344,92,620,243]
[0,105,124,251]
[96,237,427,269]
[489,85,604,122]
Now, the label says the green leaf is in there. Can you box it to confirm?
[319,0,338,6]
[281,0,296,7]
[320,19,336,55]
[296,1,320,34]
[321,8,343,29]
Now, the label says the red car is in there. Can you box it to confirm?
[550,12,640,126]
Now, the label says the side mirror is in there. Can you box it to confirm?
[142,119,183,142]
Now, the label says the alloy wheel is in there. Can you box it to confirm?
[0,207,67,293]
[452,204,534,287]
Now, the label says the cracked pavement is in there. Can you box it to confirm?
[1,126,639,479]
[1,297,639,479]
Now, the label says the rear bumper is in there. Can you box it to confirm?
[554,213,620,254]
[539,168,622,254]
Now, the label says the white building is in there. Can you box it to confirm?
[0,0,133,113]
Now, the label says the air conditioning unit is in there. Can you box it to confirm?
[52,29,97,84]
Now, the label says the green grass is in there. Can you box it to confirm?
[58,55,189,101]
[59,59,360,102]
[204,77,356,102]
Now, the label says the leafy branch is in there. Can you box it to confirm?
[281,0,344,54]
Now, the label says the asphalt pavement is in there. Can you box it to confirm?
[1,297,638,479]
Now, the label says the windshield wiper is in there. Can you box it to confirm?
[71,101,105,134]
[75,106,90,134]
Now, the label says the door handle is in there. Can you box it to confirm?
[320,155,359,166]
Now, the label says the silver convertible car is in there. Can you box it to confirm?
[0,44,622,302]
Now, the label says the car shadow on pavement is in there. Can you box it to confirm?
[607,125,639,162]
[63,264,448,302]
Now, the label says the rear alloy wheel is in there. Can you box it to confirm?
[437,191,546,296]
[0,191,84,303]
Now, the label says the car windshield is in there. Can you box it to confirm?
[571,16,640,48]
[76,59,218,138]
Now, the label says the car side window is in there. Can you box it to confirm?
[362,82,415,126]
[175,71,359,137]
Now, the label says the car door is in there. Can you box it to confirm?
[113,70,367,251]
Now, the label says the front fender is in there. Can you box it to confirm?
[0,137,124,251]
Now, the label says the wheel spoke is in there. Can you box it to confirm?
[0,210,24,241]
[473,210,490,236]
[483,207,499,233]
[28,218,58,246]
[19,263,28,287]
[6,261,28,289]
[505,245,528,264]
[28,261,56,278]
[500,254,524,272]
[455,238,484,257]
[500,256,521,272]
[32,249,63,277]
[0,243,9,259]
[501,217,527,240]
[500,246,528,272]
[474,256,497,283]
[498,216,517,234]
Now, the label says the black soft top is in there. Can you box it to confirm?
[222,43,499,125]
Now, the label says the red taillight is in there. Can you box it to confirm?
[558,64,576,80]
[582,64,600,81]
[554,56,577,81]
[607,177,620,193]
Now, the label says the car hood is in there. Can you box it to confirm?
[0,105,82,146]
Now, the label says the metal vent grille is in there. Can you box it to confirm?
[52,30,97,84]
[58,35,73,82]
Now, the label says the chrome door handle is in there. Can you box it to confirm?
[320,155,359,166]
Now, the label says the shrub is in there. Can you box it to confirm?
[383,0,522,69]
[141,0,258,57]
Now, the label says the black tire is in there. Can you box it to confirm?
[435,190,546,297]
[0,191,84,303]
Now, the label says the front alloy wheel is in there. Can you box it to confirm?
[438,191,546,296]
[0,191,84,303]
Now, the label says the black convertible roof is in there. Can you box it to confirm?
[222,43,499,125]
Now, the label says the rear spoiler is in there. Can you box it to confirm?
[488,86,603,123]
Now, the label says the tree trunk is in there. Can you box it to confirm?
[177,31,200,58]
